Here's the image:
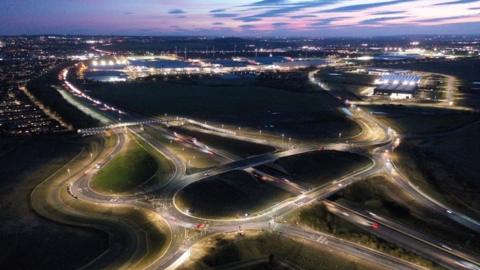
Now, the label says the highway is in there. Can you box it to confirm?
[33,65,480,270]
[324,200,480,270]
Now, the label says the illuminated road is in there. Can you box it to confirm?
[37,65,480,270]
[325,200,480,270]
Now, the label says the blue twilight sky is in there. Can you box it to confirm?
[1,0,480,36]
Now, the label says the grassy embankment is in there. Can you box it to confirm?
[181,231,379,270]
[289,201,443,270]
[334,176,480,255]
[92,133,173,193]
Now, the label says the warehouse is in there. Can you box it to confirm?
[373,73,420,99]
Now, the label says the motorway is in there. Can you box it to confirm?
[325,200,480,270]
[34,65,480,270]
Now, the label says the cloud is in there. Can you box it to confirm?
[322,0,415,13]
[290,14,317,19]
[361,16,409,24]
[212,22,224,25]
[239,24,256,29]
[414,15,473,23]
[236,0,340,22]
[212,13,238,18]
[235,16,262,22]
[311,16,350,26]
[246,0,288,7]
[434,0,480,6]
[272,22,289,27]
[372,11,405,15]
[168,9,186,14]
[210,9,226,13]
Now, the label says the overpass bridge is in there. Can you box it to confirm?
[77,118,180,135]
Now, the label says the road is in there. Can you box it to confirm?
[33,65,480,270]
[325,200,480,270]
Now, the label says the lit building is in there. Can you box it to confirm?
[373,73,420,99]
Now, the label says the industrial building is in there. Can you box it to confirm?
[373,73,420,99]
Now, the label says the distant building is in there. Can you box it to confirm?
[373,73,420,99]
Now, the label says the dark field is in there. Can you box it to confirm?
[175,170,292,219]
[274,150,372,188]
[84,78,361,140]
[367,105,479,135]
[395,127,480,219]
[378,59,480,85]
[0,135,108,270]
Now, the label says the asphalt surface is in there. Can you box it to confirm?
[41,66,480,270]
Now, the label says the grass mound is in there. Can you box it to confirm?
[92,136,159,193]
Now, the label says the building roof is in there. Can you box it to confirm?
[374,73,420,93]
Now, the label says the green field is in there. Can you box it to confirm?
[182,232,378,270]
[83,77,361,140]
[170,126,275,157]
[175,170,292,219]
[0,135,108,269]
[92,134,172,193]
[273,150,372,188]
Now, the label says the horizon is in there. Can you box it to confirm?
[2,33,480,39]
[2,0,480,37]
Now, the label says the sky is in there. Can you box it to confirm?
[1,0,480,36]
